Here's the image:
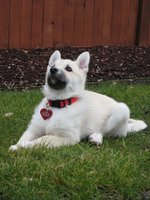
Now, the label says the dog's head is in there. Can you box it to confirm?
[43,50,90,99]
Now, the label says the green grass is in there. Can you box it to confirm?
[0,82,150,200]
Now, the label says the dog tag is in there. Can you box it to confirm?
[40,108,53,120]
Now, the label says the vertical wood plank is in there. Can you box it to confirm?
[139,0,150,46]
[82,0,94,46]
[31,0,44,48]
[111,0,122,45]
[63,0,75,46]
[9,0,22,48]
[73,0,85,46]
[20,0,32,49]
[53,0,65,47]
[101,0,113,45]
[92,0,104,45]
[42,0,54,47]
[119,0,130,45]
[0,0,10,48]
[128,0,139,45]
[149,23,150,44]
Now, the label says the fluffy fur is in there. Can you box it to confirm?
[10,51,147,150]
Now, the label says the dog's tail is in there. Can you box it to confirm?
[127,118,147,133]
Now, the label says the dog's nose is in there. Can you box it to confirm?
[50,67,58,74]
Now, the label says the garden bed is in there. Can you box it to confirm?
[0,46,150,89]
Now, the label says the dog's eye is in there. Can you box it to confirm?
[51,64,55,68]
[65,65,72,72]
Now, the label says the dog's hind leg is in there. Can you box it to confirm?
[16,135,80,149]
[89,133,103,145]
[105,103,130,137]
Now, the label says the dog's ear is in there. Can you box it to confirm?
[76,52,90,72]
[48,50,61,66]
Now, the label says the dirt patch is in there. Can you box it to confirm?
[0,46,150,89]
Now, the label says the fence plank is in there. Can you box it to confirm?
[93,0,104,45]
[42,0,54,47]
[119,0,130,45]
[9,0,22,48]
[0,0,9,48]
[82,0,94,46]
[63,0,75,46]
[149,24,150,45]
[139,0,150,46]
[73,0,85,46]
[101,0,113,45]
[31,0,44,48]
[20,0,32,49]
[127,0,139,45]
[111,0,122,45]
[53,0,65,47]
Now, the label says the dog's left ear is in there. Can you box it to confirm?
[48,50,61,66]
[76,52,90,72]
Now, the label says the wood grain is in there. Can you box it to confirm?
[9,0,22,48]
[139,0,150,46]
[20,0,32,48]
[42,0,54,47]
[31,0,44,48]
[0,0,10,48]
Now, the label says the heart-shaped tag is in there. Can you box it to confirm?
[40,108,53,120]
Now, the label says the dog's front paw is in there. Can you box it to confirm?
[9,141,33,151]
[89,133,103,145]
[9,144,19,151]
[21,141,33,148]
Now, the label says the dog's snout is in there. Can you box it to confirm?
[50,67,58,74]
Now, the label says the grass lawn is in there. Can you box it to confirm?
[0,82,150,200]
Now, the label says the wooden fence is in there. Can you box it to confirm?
[0,0,150,49]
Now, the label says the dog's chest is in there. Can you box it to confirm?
[44,106,81,135]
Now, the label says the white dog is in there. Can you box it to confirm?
[10,50,147,150]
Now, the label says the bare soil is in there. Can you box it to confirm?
[0,46,150,89]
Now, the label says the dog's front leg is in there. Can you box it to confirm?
[9,122,45,151]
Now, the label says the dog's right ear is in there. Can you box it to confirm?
[48,50,61,66]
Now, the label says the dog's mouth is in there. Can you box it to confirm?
[47,73,67,90]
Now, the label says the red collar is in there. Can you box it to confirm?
[40,97,78,120]
[48,97,78,108]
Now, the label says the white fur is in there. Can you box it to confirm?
[9,51,147,151]
[89,133,103,145]
[48,50,61,66]
[127,119,147,132]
